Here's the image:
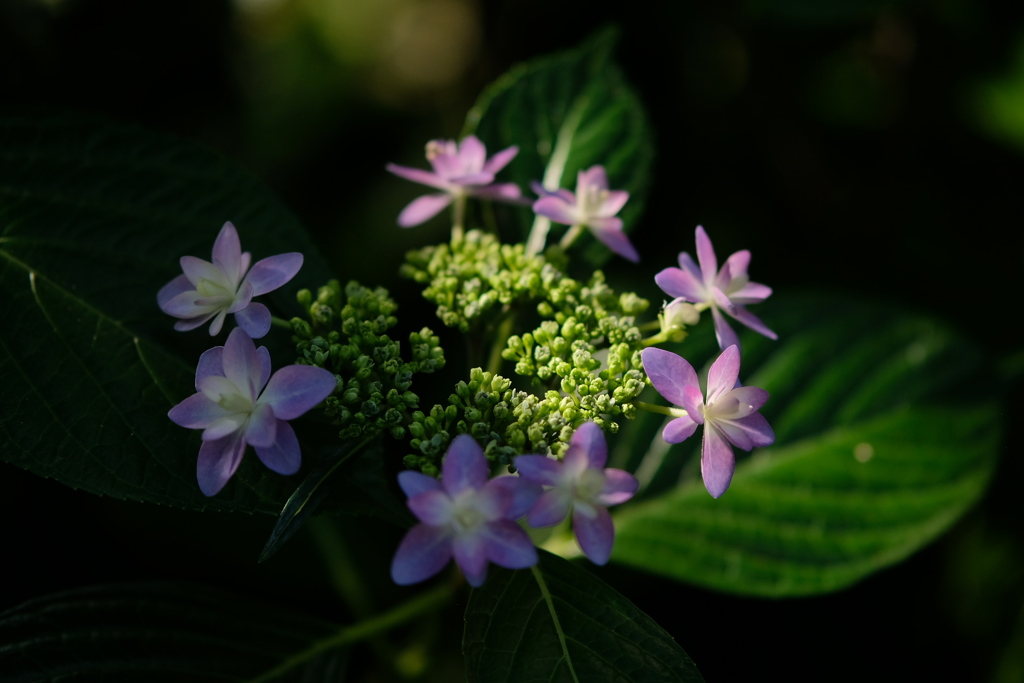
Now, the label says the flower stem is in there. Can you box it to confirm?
[245,583,453,683]
[452,193,467,242]
[634,400,687,418]
[559,224,584,250]
[486,311,516,375]
[636,320,661,333]
[641,331,672,347]
[271,315,292,331]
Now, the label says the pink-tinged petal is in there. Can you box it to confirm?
[408,490,455,526]
[244,402,277,448]
[222,328,262,399]
[706,345,742,404]
[202,416,244,441]
[654,267,706,302]
[677,252,704,281]
[487,476,541,520]
[573,506,614,565]
[482,520,537,569]
[225,280,254,314]
[173,312,216,332]
[483,145,518,174]
[719,250,750,289]
[157,274,192,309]
[530,181,574,202]
[641,347,699,407]
[168,393,231,429]
[471,182,524,202]
[571,422,607,469]
[729,282,772,304]
[533,195,580,225]
[694,226,718,287]
[385,163,450,191]
[195,346,225,388]
[727,306,778,340]
[211,222,243,282]
[161,289,215,318]
[457,136,487,173]
[245,252,303,296]
[259,365,336,419]
[240,251,252,276]
[663,415,699,443]
[713,386,770,419]
[391,524,453,585]
[578,166,609,191]
[512,455,562,487]
[449,172,495,187]
[710,307,740,351]
[597,468,639,506]
[452,530,488,587]
[257,345,271,392]
[719,412,775,449]
[207,310,229,336]
[234,302,272,339]
[441,435,488,495]
[681,385,706,425]
[527,488,573,527]
[710,286,736,315]
[397,193,453,227]
[254,419,301,475]
[597,190,629,217]
[701,425,736,499]
[398,470,443,498]
[197,433,247,497]
[179,255,224,288]
[589,222,639,263]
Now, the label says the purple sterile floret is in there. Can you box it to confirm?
[641,346,775,499]
[514,422,639,565]
[385,136,522,227]
[531,166,638,262]
[654,225,775,350]
[391,435,540,587]
[157,221,303,338]
[167,328,336,496]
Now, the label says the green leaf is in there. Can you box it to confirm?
[463,27,654,262]
[260,439,411,562]
[463,550,706,683]
[611,294,1000,596]
[0,582,347,681]
[0,112,334,513]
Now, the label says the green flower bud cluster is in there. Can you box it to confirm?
[400,229,564,332]
[502,270,650,431]
[292,280,445,441]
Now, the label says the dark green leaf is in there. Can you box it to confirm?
[611,294,1000,596]
[463,27,654,263]
[0,112,334,513]
[0,582,347,682]
[463,550,705,683]
[260,439,411,562]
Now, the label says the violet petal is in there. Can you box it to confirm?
[254,418,301,475]
[527,489,573,527]
[597,468,639,506]
[398,470,443,498]
[408,490,455,526]
[259,365,336,420]
[397,193,453,227]
[197,433,248,497]
[168,393,230,429]
[245,252,303,296]
[701,425,736,499]
[512,455,562,487]
[234,302,272,339]
[663,415,699,443]
[441,435,488,496]
[391,524,453,585]
[482,520,537,569]
[482,145,518,174]
[641,347,699,407]
[385,163,449,191]
[589,222,639,263]
[706,345,742,404]
[157,274,193,310]
[532,195,579,225]
[573,506,614,565]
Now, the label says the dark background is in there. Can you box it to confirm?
[2,0,1023,680]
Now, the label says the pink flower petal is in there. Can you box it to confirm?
[482,145,518,175]
[706,345,742,405]
[728,306,778,340]
[681,384,705,424]
[597,468,639,506]
[729,282,772,304]
[714,386,770,419]
[694,226,718,288]
[655,266,705,302]
[391,524,453,585]
[589,221,639,263]
[641,347,699,407]
[578,166,609,191]
[597,190,629,217]
[663,415,699,443]
[533,195,580,225]
[397,193,453,227]
[710,307,740,351]
[701,425,736,499]
[471,182,523,202]
[385,163,450,191]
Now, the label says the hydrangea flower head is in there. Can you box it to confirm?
[641,345,774,498]
[532,166,638,262]
[158,221,303,338]
[391,435,539,587]
[167,328,337,496]
[655,226,775,350]
[514,422,639,565]
[385,136,522,227]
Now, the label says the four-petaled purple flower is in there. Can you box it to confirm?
[158,221,303,338]
[386,136,522,228]
[655,225,775,350]
[391,435,540,587]
[532,166,638,262]
[641,345,774,499]
[168,327,337,496]
[514,422,639,565]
